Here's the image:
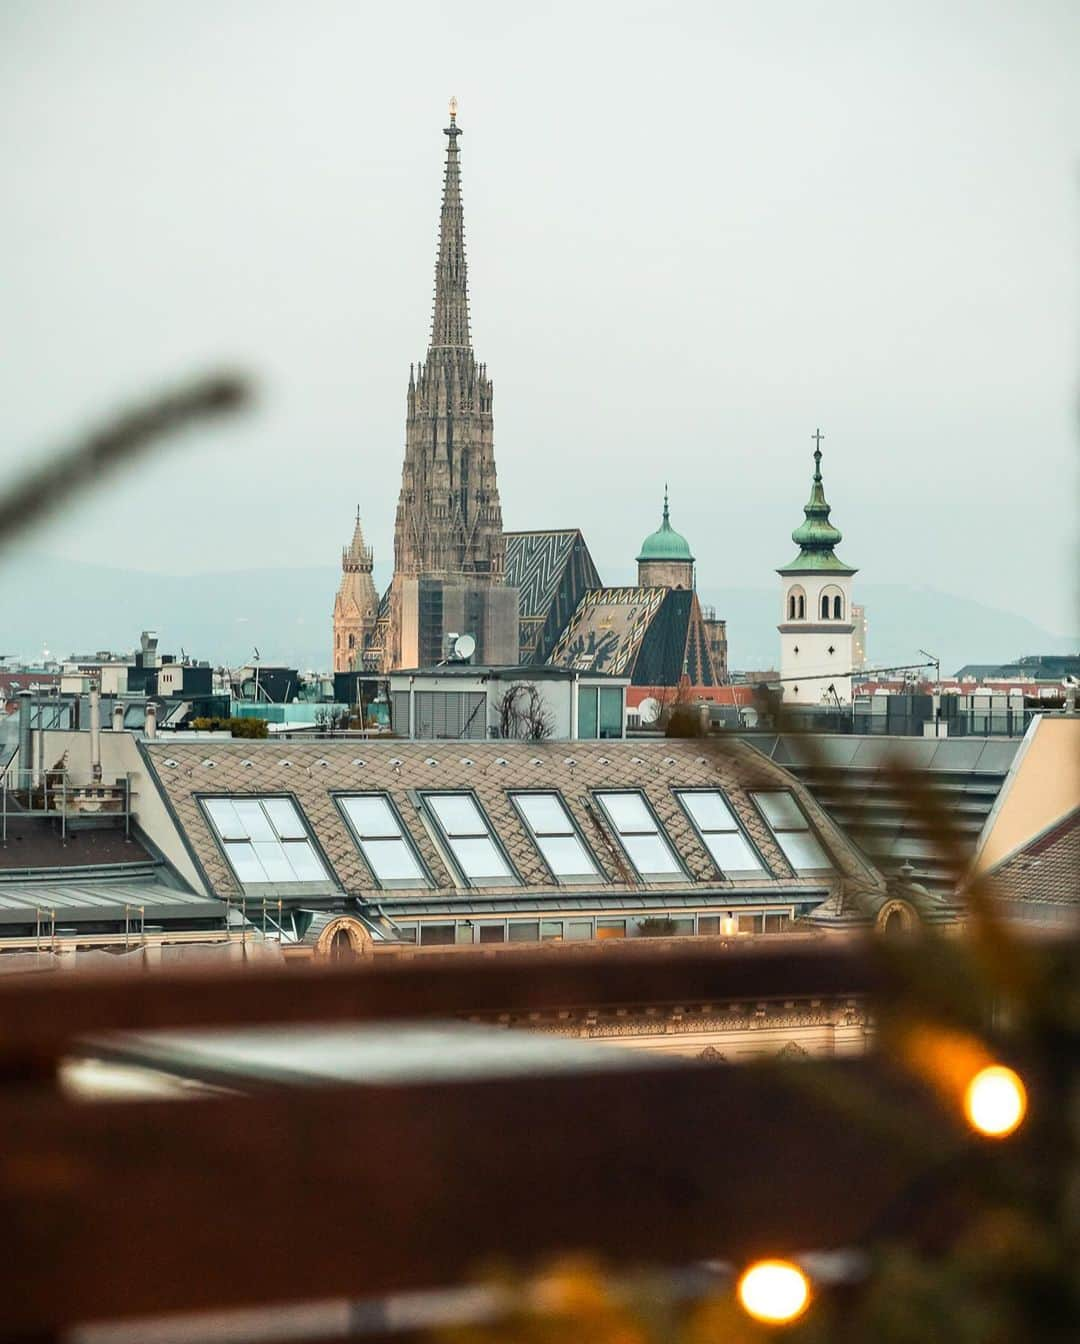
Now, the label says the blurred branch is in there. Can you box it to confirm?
[0,371,251,551]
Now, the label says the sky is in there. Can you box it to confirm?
[2,0,1077,635]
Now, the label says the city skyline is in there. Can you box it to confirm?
[2,1,1077,638]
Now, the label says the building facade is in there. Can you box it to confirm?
[777,439,857,704]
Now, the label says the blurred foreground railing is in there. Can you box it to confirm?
[0,940,1061,1340]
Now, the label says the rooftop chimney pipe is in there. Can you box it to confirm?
[89,681,102,783]
[145,700,158,740]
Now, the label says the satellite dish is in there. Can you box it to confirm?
[638,696,661,725]
[453,633,476,662]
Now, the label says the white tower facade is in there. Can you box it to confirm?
[777,439,857,705]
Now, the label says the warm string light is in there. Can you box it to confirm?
[897,1026,1029,1139]
[737,1259,811,1325]
[964,1064,1027,1138]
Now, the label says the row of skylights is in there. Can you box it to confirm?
[200,789,832,891]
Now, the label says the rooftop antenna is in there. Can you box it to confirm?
[919,649,941,732]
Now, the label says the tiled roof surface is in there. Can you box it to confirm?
[141,738,878,905]
[983,808,1080,909]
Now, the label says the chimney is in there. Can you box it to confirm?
[89,681,102,783]
[112,702,125,733]
[16,692,32,789]
[145,701,158,740]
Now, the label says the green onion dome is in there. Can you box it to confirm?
[637,489,694,563]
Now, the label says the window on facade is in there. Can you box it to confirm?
[476,921,506,943]
[578,686,623,739]
[821,594,830,619]
[203,797,330,886]
[415,691,487,740]
[798,595,805,618]
[751,791,833,872]
[424,793,516,885]
[595,792,683,879]
[566,919,593,940]
[540,920,563,941]
[338,794,427,886]
[511,792,600,882]
[596,919,626,939]
[677,791,766,876]
[419,923,455,946]
[508,920,540,942]
[630,915,695,937]
[833,594,843,620]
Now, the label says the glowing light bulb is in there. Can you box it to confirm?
[964,1065,1027,1138]
[737,1260,811,1325]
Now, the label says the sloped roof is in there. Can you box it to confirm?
[505,530,597,620]
[748,733,1020,895]
[139,738,880,910]
[548,587,720,686]
[547,587,672,678]
[981,807,1079,914]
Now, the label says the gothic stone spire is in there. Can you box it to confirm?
[392,100,505,582]
[430,97,470,350]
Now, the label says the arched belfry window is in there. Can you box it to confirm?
[798,594,805,618]
[820,594,830,620]
[788,586,806,621]
[833,594,843,620]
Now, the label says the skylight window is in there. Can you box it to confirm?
[424,793,516,886]
[677,791,766,876]
[595,791,683,880]
[751,791,833,872]
[511,792,600,883]
[337,795,428,887]
[203,797,330,885]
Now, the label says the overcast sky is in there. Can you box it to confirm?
[2,1,1077,634]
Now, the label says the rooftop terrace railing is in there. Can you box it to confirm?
[0,937,1065,1340]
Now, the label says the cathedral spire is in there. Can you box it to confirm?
[430,96,471,351]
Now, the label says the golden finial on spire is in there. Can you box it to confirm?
[448,96,458,121]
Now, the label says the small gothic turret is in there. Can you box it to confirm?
[332,508,379,673]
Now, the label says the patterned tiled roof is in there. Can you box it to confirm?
[982,807,1080,910]
[139,738,880,910]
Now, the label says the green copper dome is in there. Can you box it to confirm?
[637,488,694,563]
[777,441,857,576]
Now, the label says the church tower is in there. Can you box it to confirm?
[386,100,518,669]
[777,434,857,704]
[332,510,379,673]
[636,488,695,589]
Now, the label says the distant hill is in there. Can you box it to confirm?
[0,553,1074,678]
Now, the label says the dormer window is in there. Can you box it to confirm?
[751,792,832,873]
[203,797,331,886]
